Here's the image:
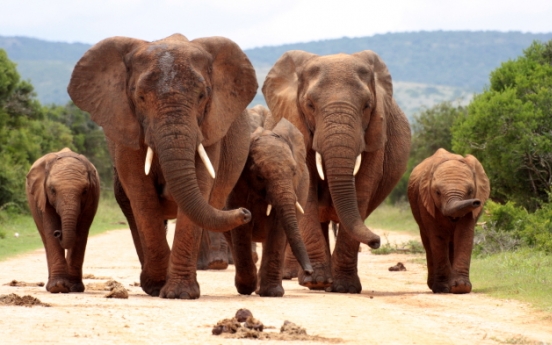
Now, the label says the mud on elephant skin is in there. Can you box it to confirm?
[408,148,490,294]
[26,148,100,293]
[68,34,257,299]
[262,50,411,293]
[226,107,313,297]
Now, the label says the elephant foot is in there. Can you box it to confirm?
[282,265,299,280]
[431,281,451,294]
[299,262,331,290]
[140,272,166,297]
[325,273,362,294]
[207,259,229,270]
[450,277,472,294]
[46,277,84,293]
[159,278,200,299]
[235,275,257,295]
[207,250,230,270]
[257,283,284,297]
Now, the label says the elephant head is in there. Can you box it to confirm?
[247,117,312,274]
[26,148,100,249]
[262,50,396,248]
[68,34,257,231]
[417,149,490,220]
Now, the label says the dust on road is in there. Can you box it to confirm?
[0,227,551,344]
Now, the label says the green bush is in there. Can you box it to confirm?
[477,200,552,255]
[452,40,552,211]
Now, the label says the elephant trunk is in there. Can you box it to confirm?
[443,198,481,218]
[320,136,381,249]
[272,187,313,274]
[58,205,80,249]
[155,123,251,232]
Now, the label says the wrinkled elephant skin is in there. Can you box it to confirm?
[262,51,411,293]
[68,34,257,299]
[226,106,313,297]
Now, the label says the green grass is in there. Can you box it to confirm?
[0,194,126,261]
[365,202,419,234]
[471,249,552,313]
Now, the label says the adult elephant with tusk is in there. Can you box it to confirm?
[262,50,411,293]
[68,34,257,299]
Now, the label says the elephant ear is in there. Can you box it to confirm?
[262,50,317,146]
[26,153,58,213]
[415,149,453,218]
[273,118,306,165]
[464,154,490,219]
[68,36,147,149]
[352,50,396,152]
[192,37,258,147]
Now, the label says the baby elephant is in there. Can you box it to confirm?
[408,148,490,294]
[226,112,313,297]
[26,148,100,293]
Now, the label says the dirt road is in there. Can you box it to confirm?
[1,226,551,344]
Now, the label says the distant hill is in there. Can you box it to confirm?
[1,31,551,117]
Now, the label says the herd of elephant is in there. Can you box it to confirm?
[24,33,490,299]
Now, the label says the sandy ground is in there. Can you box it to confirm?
[1,226,552,345]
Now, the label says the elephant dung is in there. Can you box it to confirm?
[388,262,407,271]
[0,293,50,307]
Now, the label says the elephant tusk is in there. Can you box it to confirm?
[295,201,304,215]
[198,144,216,179]
[353,154,362,176]
[145,146,154,175]
[266,204,272,216]
[315,151,325,180]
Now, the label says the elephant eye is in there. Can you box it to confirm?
[436,190,441,196]
[306,100,315,111]
[364,102,370,110]
[468,188,473,196]
[198,93,205,101]
[82,188,88,196]
[50,187,56,195]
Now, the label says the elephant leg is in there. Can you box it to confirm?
[298,187,332,290]
[327,224,362,293]
[113,169,144,266]
[427,226,452,293]
[36,209,74,293]
[115,148,170,296]
[160,211,201,299]
[196,229,211,270]
[64,218,94,293]
[449,219,475,294]
[257,227,287,297]
[230,225,257,295]
[419,227,435,290]
[282,243,299,279]
[207,231,229,270]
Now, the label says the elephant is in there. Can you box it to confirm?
[26,148,100,293]
[262,50,411,293]
[68,34,257,299]
[195,105,270,270]
[225,105,313,297]
[408,148,490,294]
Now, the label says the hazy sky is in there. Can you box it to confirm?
[2,0,551,49]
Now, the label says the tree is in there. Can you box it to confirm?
[452,40,552,211]
[388,102,466,203]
